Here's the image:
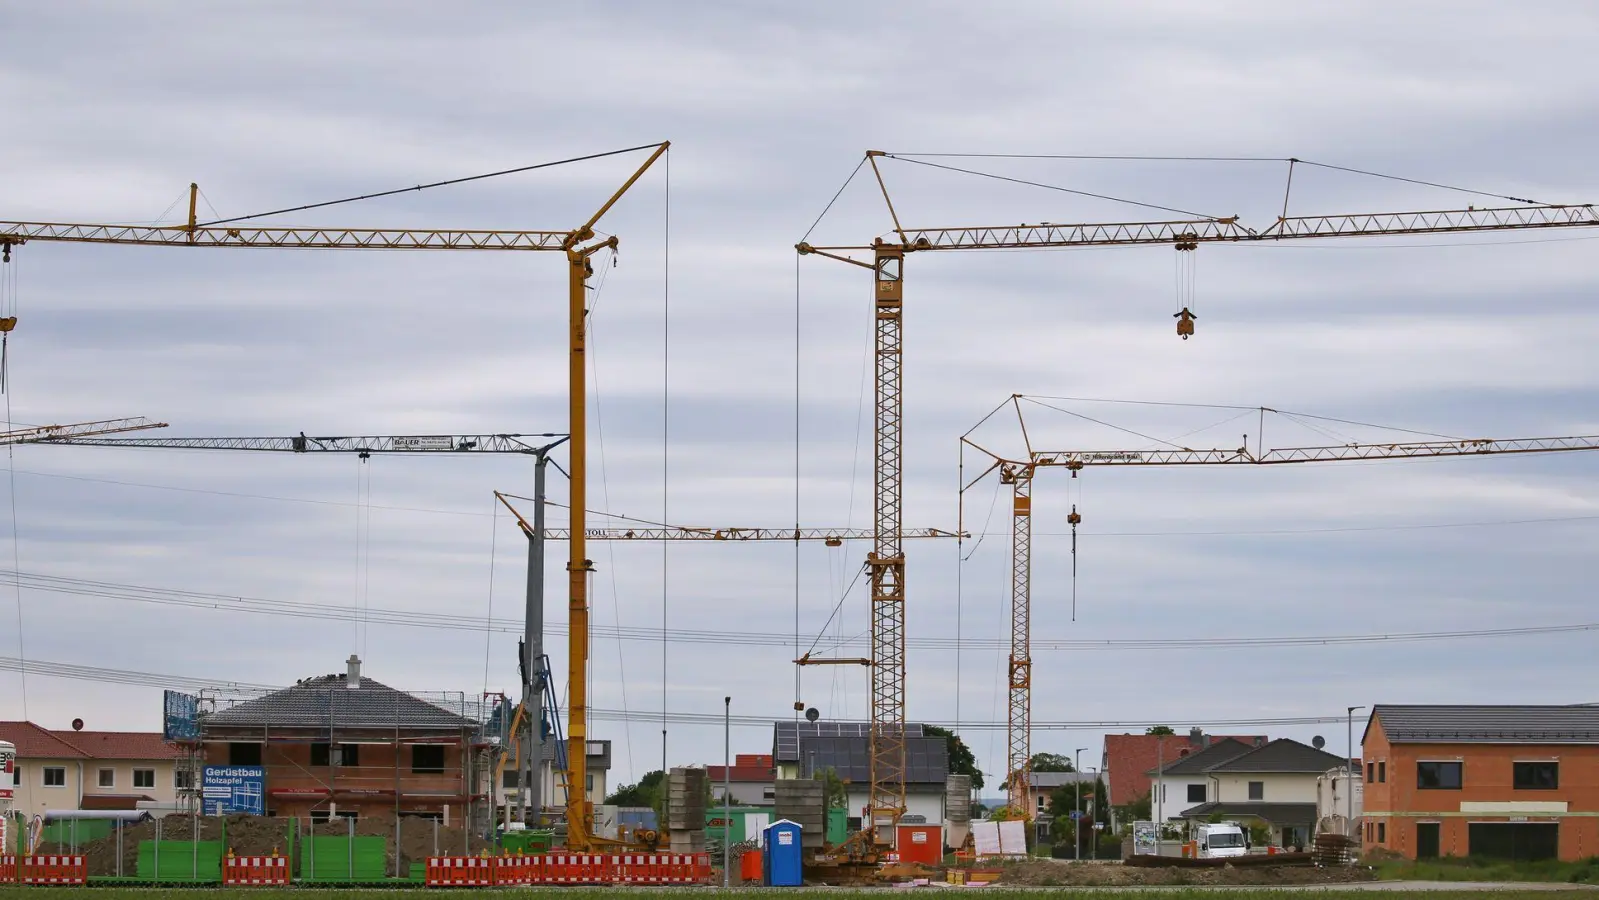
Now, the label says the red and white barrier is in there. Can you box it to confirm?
[224,855,290,886]
[0,855,16,884]
[425,856,496,887]
[425,852,711,887]
[20,855,86,885]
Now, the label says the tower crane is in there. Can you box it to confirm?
[963,400,1599,816]
[1,139,668,851]
[796,150,1599,835]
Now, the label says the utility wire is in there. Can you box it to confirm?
[194,142,668,227]
[881,155,1217,219]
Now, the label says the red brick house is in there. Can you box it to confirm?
[706,754,775,807]
[198,657,488,827]
[1363,705,1599,861]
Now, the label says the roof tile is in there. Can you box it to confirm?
[1372,705,1599,744]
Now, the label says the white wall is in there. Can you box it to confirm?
[1151,776,1213,819]
[1212,772,1319,804]
[844,789,944,825]
[11,757,83,818]
[82,759,181,805]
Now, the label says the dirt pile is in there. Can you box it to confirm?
[39,815,229,877]
[972,858,1377,887]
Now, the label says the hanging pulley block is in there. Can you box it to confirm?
[0,317,16,334]
[1174,308,1196,340]
[1067,504,1081,526]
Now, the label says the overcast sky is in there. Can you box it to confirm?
[3,2,1598,794]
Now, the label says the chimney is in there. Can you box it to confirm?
[1188,727,1203,747]
[346,654,362,689]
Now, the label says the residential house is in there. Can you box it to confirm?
[1102,730,1266,829]
[706,754,776,806]
[1173,737,1347,849]
[1145,738,1259,819]
[1024,771,1097,821]
[773,721,948,830]
[197,656,489,827]
[1362,704,1599,861]
[0,722,187,818]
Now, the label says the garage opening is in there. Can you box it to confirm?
[1468,822,1558,861]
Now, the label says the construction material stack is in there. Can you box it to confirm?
[944,775,972,851]
[773,780,826,851]
[667,768,708,855]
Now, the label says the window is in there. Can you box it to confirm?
[1036,795,1046,812]
[229,743,263,766]
[1378,761,1386,783]
[133,769,155,790]
[412,745,445,774]
[1514,761,1558,790]
[1377,822,1386,842]
[311,743,330,767]
[11,765,19,786]
[43,766,66,787]
[339,744,359,768]
[1366,762,1374,783]
[1248,781,1264,801]
[586,774,595,793]
[1417,761,1462,790]
[502,770,521,789]
[1186,784,1206,803]
[98,768,115,788]
[1470,822,1558,861]
[310,743,358,767]
[175,768,194,790]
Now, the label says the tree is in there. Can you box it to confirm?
[1145,725,1176,737]
[605,769,664,809]
[1028,753,1076,773]
[924,724,984,791]
[814,767,848,809]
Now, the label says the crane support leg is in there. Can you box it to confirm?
[1004,467,1034,817]
[868,246,908,840]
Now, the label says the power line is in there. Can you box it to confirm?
[0,651,1382,732]
[12,567,1598,653]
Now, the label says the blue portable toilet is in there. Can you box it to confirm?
[763,818,804,887]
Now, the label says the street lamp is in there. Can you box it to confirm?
[1074,748,1087,861]
[1087,767,1099,859]
[723,696,731,888]
[1347,705,1366,841]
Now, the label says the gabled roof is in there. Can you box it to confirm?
[202,674,476,730]
[772,721,924,764]
[58,731,182,760]
[0,721,88,759]
[1205,738,1345,774]
[1368,705,1599,745]
[1147,738,1255,777]
[1102,733,1267,807]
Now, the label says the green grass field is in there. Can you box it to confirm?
[3,892,1597,899]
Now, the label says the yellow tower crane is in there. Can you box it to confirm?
[796,150,1599,835]
[964,398,1599,816]
[0,141,668,850]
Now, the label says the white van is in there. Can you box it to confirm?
[1194,821,1249,858]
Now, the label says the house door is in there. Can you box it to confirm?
[1416,822,1440,859]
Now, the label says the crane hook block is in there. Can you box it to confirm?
[0,317,16,334]
[1174,308,1196,340]
[1067,505,1081,526]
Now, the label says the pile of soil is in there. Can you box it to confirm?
[39,815,227,877]
[973,858,1377,887]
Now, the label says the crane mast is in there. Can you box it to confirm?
[800,150,1599,829]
